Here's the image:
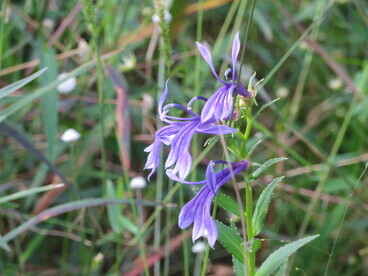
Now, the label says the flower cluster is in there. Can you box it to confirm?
[144,32,251,247]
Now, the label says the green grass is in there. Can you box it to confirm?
[0,0,367,275]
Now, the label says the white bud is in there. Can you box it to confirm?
[192,241,206,254]
[61,128,81,143]
[328,78,343,91]
[42,18,55,30]
[57,73,77,94]
[152,10,172,24]
[276,86,289,98]
[78,39,90,59]
[121,53,136,71]
[299,41,309,51]
[143,93,154,112]
[93,252,104,262]
[130,176,147,189]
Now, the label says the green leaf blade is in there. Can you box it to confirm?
[216,193,240,217]
[255,235,319,276]
[252,176,284,236]
[216,220,245,263]
[0,67,48,100]
[252,157,287,180]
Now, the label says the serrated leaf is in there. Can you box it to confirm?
[253,98,280,120]
[252,157,287,180]
[275,259,288,276]
[217,193,240,216]
[252,177,284,236]
[255,235,319,276]
[0,67,48,100]
[233,256,246,276]
[216,220,245,263]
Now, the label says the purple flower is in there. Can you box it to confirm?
[167,160,250,247]
[144,81,237,180]
[196,32,252,123]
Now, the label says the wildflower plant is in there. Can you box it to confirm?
[144,32,318,275]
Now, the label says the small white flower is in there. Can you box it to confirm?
[191,241,206,254]
[121,53,136,71]
[42,18,55,30]
[57,73,77,94]
[93,252,104,262]
[130,176,147,189]
[78,39,89,59]
[276,86,289,98]
[152,10,172,23]
[328,78,343,91]
[61,128,81,143]
[299,41,309,51]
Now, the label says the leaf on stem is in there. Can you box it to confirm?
[216,193,241,216]
[255,235,319,276]
[252,176,284,236]
[252,157,287,180]
[216,220,245,263]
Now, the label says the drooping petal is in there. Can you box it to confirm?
[206,161,216,195]
[165,122,195,168]
[195,42,226,85]
[197,124,236,135]
[170,127,197,179]
[232,32,241,81]
[205,216,218,248]
[200,86,226,123]
[216,85,235,121]
[177,160,250,248]
[166,169,206,185]
[143,139,162,181]
[158,80,170,120]
[178,188,208,229]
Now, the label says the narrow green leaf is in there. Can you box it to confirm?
[216,193,240,216]
[252,157,287,180]
[275,259,288,276]
[216,220,245,263]
[3,198,160,243]
[233,256,246,276]
[253,98,280,120]
[0,67,48,100]
[106,180,138,234]
[255,235,319,276]
[40,46,58,160]
[252,177,284,236]
[0,62,94,122]
[0,234,10,252]
[0,184,64,205]
[106,180,123,233]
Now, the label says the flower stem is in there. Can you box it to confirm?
[245,175,255,276]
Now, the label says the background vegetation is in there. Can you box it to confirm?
[0,0,367,275]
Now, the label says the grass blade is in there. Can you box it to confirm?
[0,67,48,99]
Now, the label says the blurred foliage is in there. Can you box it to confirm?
[0,0,367,275]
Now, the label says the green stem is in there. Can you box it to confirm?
[245,175,255,276]
[236,0,257,84]
[82,0,107,188]
[0,0,8,71]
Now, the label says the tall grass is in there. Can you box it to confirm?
[0,0,367,275]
